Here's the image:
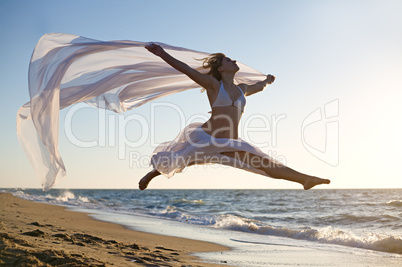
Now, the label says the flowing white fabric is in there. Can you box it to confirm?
[17,33,266,191]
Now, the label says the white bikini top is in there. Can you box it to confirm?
[211,82,246,112]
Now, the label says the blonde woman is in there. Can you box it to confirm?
[139,44,330,190]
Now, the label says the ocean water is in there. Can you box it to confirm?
[4,188,402,266]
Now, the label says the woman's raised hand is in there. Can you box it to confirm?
[145,43,165,57]
[266,74,276,84]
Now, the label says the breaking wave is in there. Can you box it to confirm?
[156,207,402,254]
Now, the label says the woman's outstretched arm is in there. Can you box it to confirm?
[240,74,276,96]
[145,44,218,90]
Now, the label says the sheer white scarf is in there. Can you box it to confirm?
[17,33,266,191]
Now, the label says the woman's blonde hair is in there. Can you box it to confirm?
[201,53,226,81]
[199,53,226,92]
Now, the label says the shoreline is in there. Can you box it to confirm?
[0,193,230,266]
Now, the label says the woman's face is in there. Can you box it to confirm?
[219,57,239,73]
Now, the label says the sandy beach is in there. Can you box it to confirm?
[0,193,229,266]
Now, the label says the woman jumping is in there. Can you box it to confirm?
[139,44,330,190]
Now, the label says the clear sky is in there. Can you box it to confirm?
[1,0,401,190]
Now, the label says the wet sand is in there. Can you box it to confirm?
[0,193,229,266]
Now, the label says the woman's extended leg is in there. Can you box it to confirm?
[221,151,330,190]
[139,169,161,190]
[139,153,330,190]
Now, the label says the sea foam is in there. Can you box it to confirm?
[211,214,402,254]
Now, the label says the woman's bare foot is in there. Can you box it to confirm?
[303,177,331,190]
[139,176,152,190]
[138,169,161,190]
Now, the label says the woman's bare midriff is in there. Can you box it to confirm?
[201,106,243,139]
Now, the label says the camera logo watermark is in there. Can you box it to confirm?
[301,99,339,166]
